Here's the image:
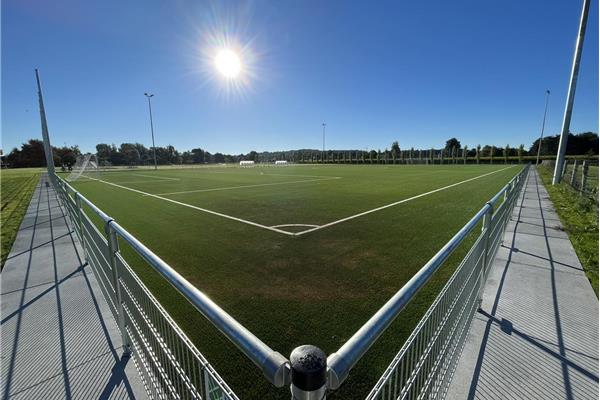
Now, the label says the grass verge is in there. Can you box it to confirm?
[1,168,41,268]
[537,165,598,295]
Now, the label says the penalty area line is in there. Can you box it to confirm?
[87,178,295,236]
[294,165,517,236]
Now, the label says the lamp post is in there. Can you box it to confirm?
[322,123,326,164]
[144,93,158,170]
[553,0,590,184]
[536,90,551,165]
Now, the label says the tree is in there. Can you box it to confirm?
[445,138,461,153]
[247,151,258,162]
[391,141,400,163]
[476,145,481,164]
[5,140,46,168]
[120,143,141,165]
[530,132,598,156]
[463,146,468,164]
[518,144,524,163]
[54,145,80,166]
[96,143,115,165]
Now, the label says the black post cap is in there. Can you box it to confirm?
[290,345,327,391]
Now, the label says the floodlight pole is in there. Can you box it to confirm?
[322,123,326,164]
[552,0,590,184]
[535,90,551,165]
[35,69,56,178]
[145,93,158,170]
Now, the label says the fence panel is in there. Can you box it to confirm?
[366,165,528,400]
[52,177,239,400]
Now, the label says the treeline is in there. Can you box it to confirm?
[95,143,249,165]
[2,132,597,168]
[2,139,80,168]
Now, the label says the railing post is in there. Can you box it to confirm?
[290,345,327,400]
[478,204,493,305]
[580,160,589,195]
[106,221,131,355]
[570,160,578,187]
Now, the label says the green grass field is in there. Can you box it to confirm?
[1,168,41,268]
[69,164,521,399]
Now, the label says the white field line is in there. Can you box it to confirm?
[87,178,295,236]
[131,173,180,181]
[293,166,517,236]
[202,170,341,179]
[152,176,341,196]
[107,180,181,185]
[271,224,320,228]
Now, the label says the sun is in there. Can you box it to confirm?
[215,49,242,79]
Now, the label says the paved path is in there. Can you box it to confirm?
[447,169,599,399]
[1,175,146,399]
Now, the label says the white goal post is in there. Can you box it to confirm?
[67,154,101,182]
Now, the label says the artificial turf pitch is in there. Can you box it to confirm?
[69,163,522,399]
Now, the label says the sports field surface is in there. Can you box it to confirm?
[69,164,522,399]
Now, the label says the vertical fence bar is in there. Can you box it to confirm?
[570,160,578,186]
[106,222,131,355]
[477,205,493,304]
[580,160,589,195]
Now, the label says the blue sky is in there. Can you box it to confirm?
[2,0,598,154]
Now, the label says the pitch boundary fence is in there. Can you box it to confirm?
[49,163,528,400]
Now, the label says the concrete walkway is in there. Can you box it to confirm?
[447,169,599,399]
[1,175,146,399]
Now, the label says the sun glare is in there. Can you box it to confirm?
[215,49,242,78]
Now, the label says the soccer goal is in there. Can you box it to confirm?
[67,154,101,182]
[239,160,255,167]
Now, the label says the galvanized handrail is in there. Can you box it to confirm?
[327,165,528,389]
[57,177,290,387]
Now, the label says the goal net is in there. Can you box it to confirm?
[67,154,101,182]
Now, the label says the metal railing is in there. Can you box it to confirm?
[336,164,529,399]
[50,164,528,400]
[52,176,291,399]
